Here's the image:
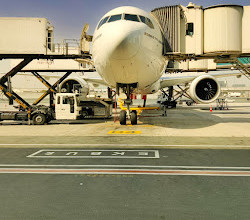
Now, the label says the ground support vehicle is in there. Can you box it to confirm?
[0,93,113,125]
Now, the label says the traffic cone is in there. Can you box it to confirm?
[210,106,212,112]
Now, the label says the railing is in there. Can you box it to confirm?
[46,37,82,55]
[232,59,250,80]
[56,39,81,55]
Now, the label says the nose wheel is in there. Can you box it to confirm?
[119,110,137,125]
[119,110,127,125]
[131,110,137,125]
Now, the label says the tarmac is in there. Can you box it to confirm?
[0,100,250,219]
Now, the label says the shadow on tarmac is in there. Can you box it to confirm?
[138,107,250,129]
[0,106,250,130]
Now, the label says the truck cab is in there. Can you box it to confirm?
[55,93,81,120]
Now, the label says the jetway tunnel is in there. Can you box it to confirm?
[151,4,250,56]
[150,3,250,75]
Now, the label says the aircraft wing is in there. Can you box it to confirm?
[160,71,242,89]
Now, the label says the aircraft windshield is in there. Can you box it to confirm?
[146,17,154,29]
[139,15,154,29]
[108,14,122,22]
[97,13,154,29]
[124,14,139,22]
[139,15,146,23]
[97,16,109,29]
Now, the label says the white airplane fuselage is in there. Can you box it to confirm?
[92,6,166,93]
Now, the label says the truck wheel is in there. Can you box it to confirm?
[33,113,46,125]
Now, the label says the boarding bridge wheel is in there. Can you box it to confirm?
[131,110,137,125]
[120,110,127,125]
[33,113,47,125]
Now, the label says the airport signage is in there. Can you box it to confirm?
[27,149,160,159]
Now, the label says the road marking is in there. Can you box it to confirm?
[27,149,160,159]
[108,130,141,134]
[1,164,250,170]
[0,144,250,149]
[0,168,250,176]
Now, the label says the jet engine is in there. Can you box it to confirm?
[59,77,89,97]
[189,75,220,103]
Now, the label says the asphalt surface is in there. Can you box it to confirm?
[0,101,249,219]
[0,146,250,220]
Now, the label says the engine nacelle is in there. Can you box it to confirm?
[189,75,220,104]
[59,77,89,97]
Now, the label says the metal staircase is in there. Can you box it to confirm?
[231,59,250,80]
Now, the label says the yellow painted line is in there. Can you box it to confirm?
[108,130,141,134]
[141,125,154,127]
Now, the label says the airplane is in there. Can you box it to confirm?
[92,6,165,126]
[61,6,243,125]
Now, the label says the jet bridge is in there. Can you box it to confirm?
[151,3,250,77]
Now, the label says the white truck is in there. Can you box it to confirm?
[0,93,113,125]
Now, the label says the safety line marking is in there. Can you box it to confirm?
[108,130,141,134]
[0,168,250,176]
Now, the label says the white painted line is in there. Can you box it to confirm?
[27,149,44,158]
[27,156,157,159]
[0,168,250,176]
[27,149,160,159]
[155,150,160,158]
[0,144,249,149]
[0,164,250,170]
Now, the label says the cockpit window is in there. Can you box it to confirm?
[146,18,154,29]
[139,16,154,29]
[97,14,154,29]
[108,14,122,23]
[139,15,146,23]
[97,16,109,29]
[124,14,139,22]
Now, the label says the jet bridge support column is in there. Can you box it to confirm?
[160,86,177,108]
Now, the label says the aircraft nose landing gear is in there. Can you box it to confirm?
[117,83,138,125]
[120,98,137,125]
[119,109,137,125]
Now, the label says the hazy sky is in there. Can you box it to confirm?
[0,0,249,40]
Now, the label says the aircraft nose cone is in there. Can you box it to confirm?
[109,31,141,60]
